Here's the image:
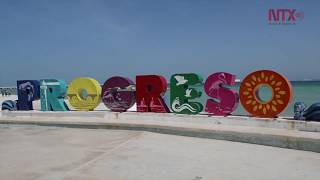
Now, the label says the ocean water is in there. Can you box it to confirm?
[163,81,320,117]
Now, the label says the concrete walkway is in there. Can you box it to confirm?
[0,124,319,180]
[1,111,320,153]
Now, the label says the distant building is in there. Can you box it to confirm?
[0,87,17,96]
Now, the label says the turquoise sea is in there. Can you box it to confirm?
[164,81,320,117]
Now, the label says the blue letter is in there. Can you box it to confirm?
[17,80,40,110]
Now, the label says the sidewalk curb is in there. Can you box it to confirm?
[1,111,320,153]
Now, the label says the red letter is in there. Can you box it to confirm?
[136,75,169,112]
[268,9,279,22]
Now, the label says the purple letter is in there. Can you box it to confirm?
[101,76,136,112]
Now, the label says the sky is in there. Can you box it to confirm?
[0,0,319,85]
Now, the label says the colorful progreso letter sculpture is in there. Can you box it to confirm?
[67,77,101,111]
[101,76,135,112]
[5,70,298,119]
[17,80,40,110]
[136,75,169,113]
[40,79,69,111]
[170,73,203,114]
[240,70,293,117]
[204,72,239,116]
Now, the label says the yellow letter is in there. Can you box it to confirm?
[67,77,101,111]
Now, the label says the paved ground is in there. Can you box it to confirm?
[0,124,319,180]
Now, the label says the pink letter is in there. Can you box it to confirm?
[204,72,239,116]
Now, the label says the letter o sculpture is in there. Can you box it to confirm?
[240,70,292,117]
[101,76,135,112]
[67,77,101,111]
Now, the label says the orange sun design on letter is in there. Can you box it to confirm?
[240,70,292,118]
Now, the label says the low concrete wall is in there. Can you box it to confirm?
[1,111,320,153]
[2,110,320,132]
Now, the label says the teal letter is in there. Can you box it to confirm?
[170,73,203,114]
[40,79,69,111]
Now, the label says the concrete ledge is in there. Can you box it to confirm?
[2,110,320,132]
[1,111,320,153]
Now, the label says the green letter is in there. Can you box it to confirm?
[170,73,203,114]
